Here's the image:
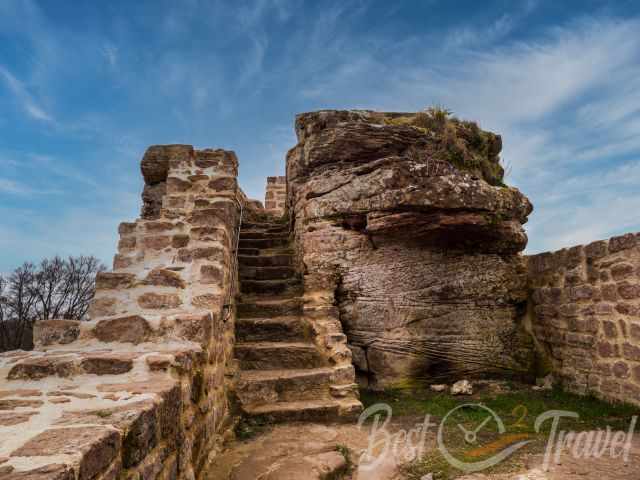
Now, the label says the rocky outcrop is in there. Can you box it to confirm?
[287,110,535,388]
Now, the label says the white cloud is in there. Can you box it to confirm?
[102,44,118,68]
[0,178,61,196]
[280,13,640,253]
[0,179,32,195]
[0,66,54,123]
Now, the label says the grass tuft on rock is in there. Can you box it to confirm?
[382,106,506,186]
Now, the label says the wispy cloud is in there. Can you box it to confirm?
[102,44,119,69]
[0,0,639,270]
[0,178,61,196]
[282,11,640,252]
[28,154,99,188]
[0,66,54,123]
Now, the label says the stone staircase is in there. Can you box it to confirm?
[234,219,361,422]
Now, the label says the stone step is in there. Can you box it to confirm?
[240,278,302,296]
[236,368,334,405]
[238,254,293,267]
[241,221,288,232]
[237,247,260,256]
[237,297,303,318]
[236,317,309,342]
[237,247,294,257]
[239,238,289,250]
[239,230,290,240]
[239,265,296,281]
[241,398,363,422]
[235,342,325,369]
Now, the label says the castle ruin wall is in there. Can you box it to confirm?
[527,232,640,405]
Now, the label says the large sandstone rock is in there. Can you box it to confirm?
[287,110,535,388]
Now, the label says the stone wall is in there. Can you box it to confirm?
[528,232,640,405]
[0,145,247,480]
[287,110,535,389]
[264,176,286,217]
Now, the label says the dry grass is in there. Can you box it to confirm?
[383,106,506,186]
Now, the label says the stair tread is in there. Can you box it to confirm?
[240,233,289,239]
[243,399,341,414]
[236,316,303,323]
[239,265,295,270]
[239,236,289,240]
[241,278,299,285]
[240,225,287,231]
[239,367,333,382]
[236,341,317,349]
[238,295,302,304]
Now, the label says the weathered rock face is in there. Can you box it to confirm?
[527,232,640,405]
[287,110,535,388]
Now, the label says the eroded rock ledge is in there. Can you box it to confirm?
[287,110,535,388]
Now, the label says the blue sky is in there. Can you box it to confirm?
[1,0,640,271]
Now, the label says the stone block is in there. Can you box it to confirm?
[191,294,222,310]
[146,355,173,372]
[585,240,608,258]
[597,341,618,358]
[611,263,635,280]
[200,265,223,284]
[80,353,135,375]
[617,302,640,316]
[601,283,618,301]
[113,254,134,270]
[209,176,237,191]
[33,320,80,347]
[612,361,630,379]
[623,342,640,361]
[138,293,182,309]
[95,272,136,290]
[118,222,137,235]
[175,314,213,344]
[166,176,191,193]
[118,237,136,251]
[609,233,637,253]
[618,281,639,300]
[94,316,152,344]
[143,236,172,251]
[143,269,186,289]
[602,320,618,339]
[568,285,594,301]
[12,427,121,480]
[8,356,77,380]
[145,221,175,233]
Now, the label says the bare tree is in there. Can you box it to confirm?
[0,256,105,351]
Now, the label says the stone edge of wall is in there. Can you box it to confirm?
[527,231,640,405]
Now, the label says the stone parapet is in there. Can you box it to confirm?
[264,176,286,217]
[0,145,245,480]
[527,232,640,404]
